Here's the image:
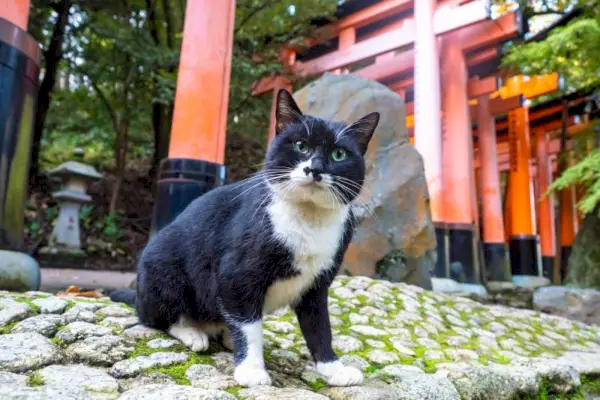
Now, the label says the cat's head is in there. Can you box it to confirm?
[264,89,379,209]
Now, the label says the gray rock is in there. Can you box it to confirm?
[0,371,27,387]
[147,338,180,349]
[62,306,98,324]
[0,250,41,292]
[0,385,92,399]
[71,301,104,312]
[66,335,134,366]
[294,73,434,289]
[119,384,236,400]
[320,386,396,400]
[436,363,539,400]
[110,352,190,378]
[339,355,370,371]
[268,349,303,375]
[38,364,119,399]
[264,321,296,334]
[119,371,176,392]
[185,364,237,390]
[533,286,600,326]
[56,321,113,344]
[0,301,32,327]
[0,333,63,372]
[10,314,64,337]
[122,324,161,340]
[238,386,328,400]
[367,350,399,365]
[380,364,424,379]
[332,335,363,353]
[95,305,134,318]
[349,325,387,336]
[391,373,461,400]
[212,352,235,375]
[100,316,139,330]
[32,297,68,314]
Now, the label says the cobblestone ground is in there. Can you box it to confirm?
[1,276,600,399]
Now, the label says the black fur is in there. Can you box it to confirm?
[111,89,379,371]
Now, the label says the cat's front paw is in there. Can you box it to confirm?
[317,361,363,387]
[234,365,272,387]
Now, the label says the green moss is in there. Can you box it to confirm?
[128,337,215,385]
[27,373,45,387]
[51,337,63,346]
[63,301,75,312]
[0,320,18,334]
[355,295,368,306]
[12,297,41,313]
[306,378,328,392]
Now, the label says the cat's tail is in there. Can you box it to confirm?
[110,289,137,307]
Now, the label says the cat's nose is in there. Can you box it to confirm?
[309,159,324,182]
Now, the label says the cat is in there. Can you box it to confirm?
[110,88,379,388]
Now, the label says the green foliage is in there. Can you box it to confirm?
[502,14,600,91]
[498,1,600,216]
[33,0,340,181]
[549,147,600,214]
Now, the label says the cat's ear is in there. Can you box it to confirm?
[348,112,380,155]
[276,89,303,134]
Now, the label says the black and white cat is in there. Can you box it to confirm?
[111,89,379,388]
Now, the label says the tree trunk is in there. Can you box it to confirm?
[30,0,72,183]
[566,205,600,289]
[109,120,129,214]
[146,0,174,181]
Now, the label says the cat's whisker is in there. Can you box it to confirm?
[231,171,292,202]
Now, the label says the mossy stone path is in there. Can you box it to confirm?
[1,276,599,399]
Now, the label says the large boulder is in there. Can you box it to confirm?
[533,286,600,326]
[294,73,436,289]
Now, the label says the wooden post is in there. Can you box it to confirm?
[1,0,30,30]
[441,36,480,285]
[151,0,236,234]
[168,0,236,164]
[477,95,510,282]
[535,130,557,282]
[414,0,447,278]
[507,106,540,277]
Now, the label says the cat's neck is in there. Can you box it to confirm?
[269,192,349,227]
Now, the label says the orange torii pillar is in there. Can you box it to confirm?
[151,0,236,234]
[559,178,577,281]
[534,130,557,281]
[414,0,446,278]
[506,106,541,279]
[440,37,481,286]
[1,0,30,29]
[477,96,511,282]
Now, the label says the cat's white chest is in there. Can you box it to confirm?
[264,199,348,314]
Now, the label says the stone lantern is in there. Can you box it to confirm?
[41,149,102,255]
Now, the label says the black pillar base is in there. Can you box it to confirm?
[541,256,554,281]
[151,158,227,235]
[433,223,449,279]
[560,246,572,282]
[509,235,539,276]
[483,242,511,282]
[448,224,479,284]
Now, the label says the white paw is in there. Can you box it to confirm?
[234,365,272,387]
[317,361,363,387]
[169,326,209,352]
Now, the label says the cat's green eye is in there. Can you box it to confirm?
[294,141,309,154]
[331,148,347,162]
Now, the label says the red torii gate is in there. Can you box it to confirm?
[253,0,526,287]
